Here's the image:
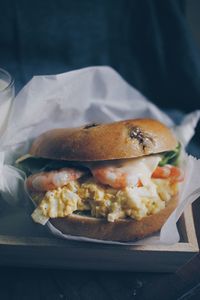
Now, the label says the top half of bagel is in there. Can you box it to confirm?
[29,119,177,161]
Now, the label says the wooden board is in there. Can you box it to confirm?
[0,205,198,272]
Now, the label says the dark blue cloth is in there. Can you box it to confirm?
[0,0,199,155]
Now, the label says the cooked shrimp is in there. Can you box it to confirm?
[90,156,162,189]
[152,165,184,182]
[91,166,141,189]
[91,161,183,189]
[26,168,84,192]
[151,166,171,179]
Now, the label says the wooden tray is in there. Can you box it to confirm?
[0,205,198,272]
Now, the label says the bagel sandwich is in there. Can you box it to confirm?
[16,119,183,241]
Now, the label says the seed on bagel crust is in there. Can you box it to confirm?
[84,123,100,129]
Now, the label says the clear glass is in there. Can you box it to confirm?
[0,68,15,136]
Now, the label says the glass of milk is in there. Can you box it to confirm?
[0,68,15,136]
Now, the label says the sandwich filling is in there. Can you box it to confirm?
[22,147,183,225]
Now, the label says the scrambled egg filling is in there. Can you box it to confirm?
[32,177,178,224]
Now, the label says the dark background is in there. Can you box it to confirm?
[0,0,199,112]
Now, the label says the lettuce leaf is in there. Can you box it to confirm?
[15,156,52,176]
[159,143,181,167]
[15,156,87,176]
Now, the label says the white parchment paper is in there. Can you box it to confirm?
[0,66,200,245]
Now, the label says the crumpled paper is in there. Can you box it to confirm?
[0,66,200,245]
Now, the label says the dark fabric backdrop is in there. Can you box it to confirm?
[0,0,199,153]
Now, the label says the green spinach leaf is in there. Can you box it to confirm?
[159,143,181,167]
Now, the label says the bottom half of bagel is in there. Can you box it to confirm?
[50,195,178,241]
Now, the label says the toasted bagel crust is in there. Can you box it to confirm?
[49,195,178,241]
[29,119,177,161]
